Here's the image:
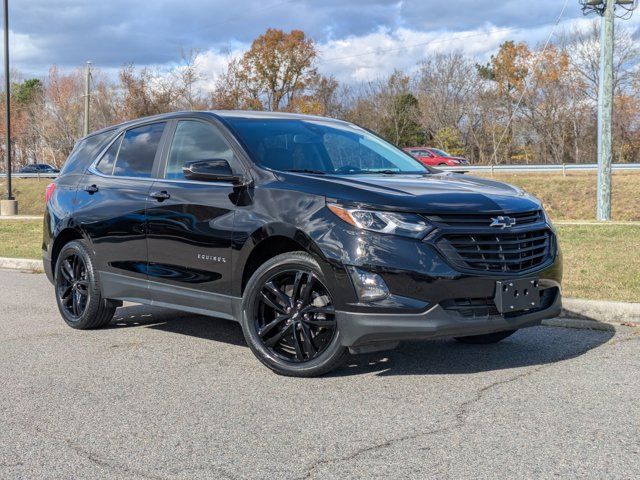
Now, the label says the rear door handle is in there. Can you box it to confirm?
[150,190,171,201]
[83,184,99,194]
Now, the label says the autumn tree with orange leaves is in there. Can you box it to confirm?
[212,29,337,113]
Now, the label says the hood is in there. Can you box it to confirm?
[277,171,542,214]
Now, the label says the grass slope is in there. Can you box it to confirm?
[3,171,640,220]
[477,171,640,221]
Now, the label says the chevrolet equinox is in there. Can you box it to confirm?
[43,111,562,377]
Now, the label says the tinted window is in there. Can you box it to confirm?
[61,129,116,175]
[95,134,123,175]
[165,121,236,179]
[113,122,166,178]
[225,118,427,174]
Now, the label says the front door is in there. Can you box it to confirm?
[145,119,242,316]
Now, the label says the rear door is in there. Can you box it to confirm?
[145,118,243,314]
[76,121,169,299]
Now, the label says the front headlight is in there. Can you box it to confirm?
[327,203,433,238]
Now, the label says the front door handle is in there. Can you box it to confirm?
[150,190,171,201]
[84,184,99,194]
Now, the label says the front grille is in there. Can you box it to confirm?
[436,228,553,273]
[427,210,543,228]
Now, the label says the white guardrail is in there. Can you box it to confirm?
[0,163,640,178]
[0,172,60,179]
[442,163,640,173]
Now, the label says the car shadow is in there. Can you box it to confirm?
[108,304,247,347]
[107,305,615,377]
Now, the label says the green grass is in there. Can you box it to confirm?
[0,178,52,215]
[1,220,638,303]
[556,224,640,303]
[0,220,42,259]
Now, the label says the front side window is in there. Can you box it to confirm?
[113,122,166,178]
[165,120,237,179]
[225,118,428,175]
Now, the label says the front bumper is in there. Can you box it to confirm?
[336,284,561,347]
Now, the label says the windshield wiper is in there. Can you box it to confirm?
[357,170,405,175]
[284,169,326,175]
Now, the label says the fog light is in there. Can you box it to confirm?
[348,267,390,302]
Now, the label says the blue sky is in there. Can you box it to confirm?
[7,0,640,83]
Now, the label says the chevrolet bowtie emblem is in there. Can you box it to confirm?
[490,216,516,228]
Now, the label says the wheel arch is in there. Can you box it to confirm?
[50,227,86,277]
[236,222,335,297]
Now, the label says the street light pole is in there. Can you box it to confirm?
[3,0,12,202]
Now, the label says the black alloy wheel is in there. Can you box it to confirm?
[56,252,89,318]
[255,269,337,362]
[54,240,116,329]
[241,252,348,377]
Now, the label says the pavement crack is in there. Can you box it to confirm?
[300,331,624,479]
[299,426,451,480]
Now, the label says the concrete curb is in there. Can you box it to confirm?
[0,215,42,221]
[0,257,638,329]
[559,298,640,324]
[0,257,44,273]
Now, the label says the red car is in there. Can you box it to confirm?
[404,147,469,167]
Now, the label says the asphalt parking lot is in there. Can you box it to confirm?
[1,269,639,479]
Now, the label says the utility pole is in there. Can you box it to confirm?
[581,0,637,221]
[83,61,91,136]
[596,0,615,221]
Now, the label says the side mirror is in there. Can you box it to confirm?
[182,159,242,184]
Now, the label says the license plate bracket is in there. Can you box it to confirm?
[494,278,540,314]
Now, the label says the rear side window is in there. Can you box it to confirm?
[61,129,116,174]
[95,134,123,175]
[113,122,166,178]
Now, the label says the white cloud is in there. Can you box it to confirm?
[10,30,41,62]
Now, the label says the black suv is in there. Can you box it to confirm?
[43,111,562,377]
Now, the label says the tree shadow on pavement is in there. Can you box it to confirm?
[107,305,615,377]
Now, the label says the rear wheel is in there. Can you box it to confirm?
[54,240,116,329]
[241,252,348,377]
[454,330,516,344]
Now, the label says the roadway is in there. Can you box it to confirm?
[1,269,639,479]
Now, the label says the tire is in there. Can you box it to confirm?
[54,240,116,329]
[240,251,348,377]
[454,329,517,344]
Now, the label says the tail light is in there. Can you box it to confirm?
[45,183,56,204]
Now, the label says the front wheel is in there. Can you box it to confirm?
[240,252,348,377]
[454,330,517,344]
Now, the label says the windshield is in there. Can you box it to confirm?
[430,148,451,157]
[224,118,429,175]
